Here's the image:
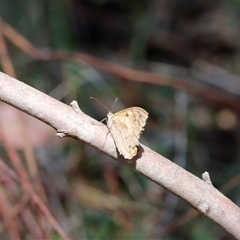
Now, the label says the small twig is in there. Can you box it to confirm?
[202,171,213,186]
[0,153,71,240]
[70,100,83,113]
[0,194,30,234]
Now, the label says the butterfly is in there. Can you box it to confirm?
[91,98,148,159]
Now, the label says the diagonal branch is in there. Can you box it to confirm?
[1,18,240,112]
[0,71,240,239]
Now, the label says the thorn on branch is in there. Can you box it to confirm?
[198,202,210,214]
[70,101,83,114]
[202,171,213,186]
[56,130,68,138]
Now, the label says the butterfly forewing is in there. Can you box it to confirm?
[107,107,148,159]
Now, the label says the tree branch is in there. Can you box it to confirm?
[2,18,240,112]
[0,71,240,239]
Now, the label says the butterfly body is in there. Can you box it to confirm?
[107,107,148,159]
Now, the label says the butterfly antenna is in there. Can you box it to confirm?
[90,97,110,112]
[111,98,118,112]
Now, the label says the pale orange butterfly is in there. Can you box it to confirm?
[91,97,148,159]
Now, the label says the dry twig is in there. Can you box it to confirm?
[0,71,240,239]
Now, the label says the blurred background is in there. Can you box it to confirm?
[0,1,240,239]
